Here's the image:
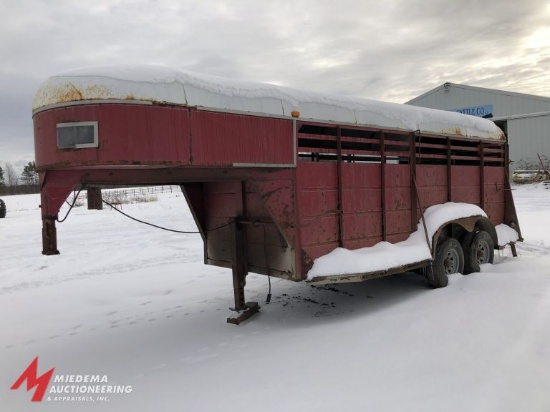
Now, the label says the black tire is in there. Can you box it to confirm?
[463,230,494,274]
[461,232,475,275]
[0,199,6,218]
[427,237,464,288]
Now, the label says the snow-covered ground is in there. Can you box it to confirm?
[1,184,549,412]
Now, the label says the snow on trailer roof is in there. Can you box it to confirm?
[33,65,504,140]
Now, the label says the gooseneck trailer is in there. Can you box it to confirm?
[33,66,521,321]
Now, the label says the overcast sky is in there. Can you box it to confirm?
[1,0,549,170]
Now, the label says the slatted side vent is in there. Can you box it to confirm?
[415,134,505,167]
[297,122,505,167]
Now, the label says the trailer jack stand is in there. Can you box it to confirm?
[226,218,260,325]
[42,217,60,255]
[227,302,260,325]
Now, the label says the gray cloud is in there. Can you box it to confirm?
[1,0,549,168]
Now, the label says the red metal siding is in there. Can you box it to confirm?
[341,163,383,247]
[297,161,415,259]
[384,164,412,241]
[416,165,449,209]
[201,182,242,268]
[34,99,517,284]
[296,163,339,261]
[450,166,481,204]
[484,167,506,224]
[34,104,190,169]
[247,174,299,279]
[34,105,294,170]
[190,111,293,166]
[198,175,298,278]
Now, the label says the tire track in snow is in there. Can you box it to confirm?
[0,252,199,295]
[514,241,550,255]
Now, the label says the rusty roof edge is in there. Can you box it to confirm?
[32,98,154,115]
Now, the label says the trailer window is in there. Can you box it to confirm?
[57,121,98,149]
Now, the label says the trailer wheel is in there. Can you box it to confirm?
[0,199,6,218]
[461,232,474,275]
[463,230,494,274]
[427,237,464,288]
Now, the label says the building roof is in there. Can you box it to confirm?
[406,82,550,106]
[492,110,550,121]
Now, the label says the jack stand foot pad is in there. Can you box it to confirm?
[227,302,260,325]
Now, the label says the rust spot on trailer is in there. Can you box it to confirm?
[51,83,108,103]
[83,84,114,100]
[43,82,159,107]
[301,250,314,275]
[59,83,84,102]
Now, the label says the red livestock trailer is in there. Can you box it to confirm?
[33,66,521,323]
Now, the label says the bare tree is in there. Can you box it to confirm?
[4,162,20,188]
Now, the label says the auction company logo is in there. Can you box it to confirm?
[11,357,133,403]
[11,357,54,402]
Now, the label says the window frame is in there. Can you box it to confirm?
[56,121,99,149]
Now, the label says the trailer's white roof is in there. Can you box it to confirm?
[33,65,504,140]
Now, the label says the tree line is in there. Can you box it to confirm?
[0,161,39,195]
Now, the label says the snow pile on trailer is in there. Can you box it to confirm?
[307,203,519,279]
[33,65,504,140]
[496,224,520,246]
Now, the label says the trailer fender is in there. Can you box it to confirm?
[426,216,499,283]
[431,216,497,257]
[472,217,498,248]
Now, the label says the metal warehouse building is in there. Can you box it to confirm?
[406,83,550,172]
